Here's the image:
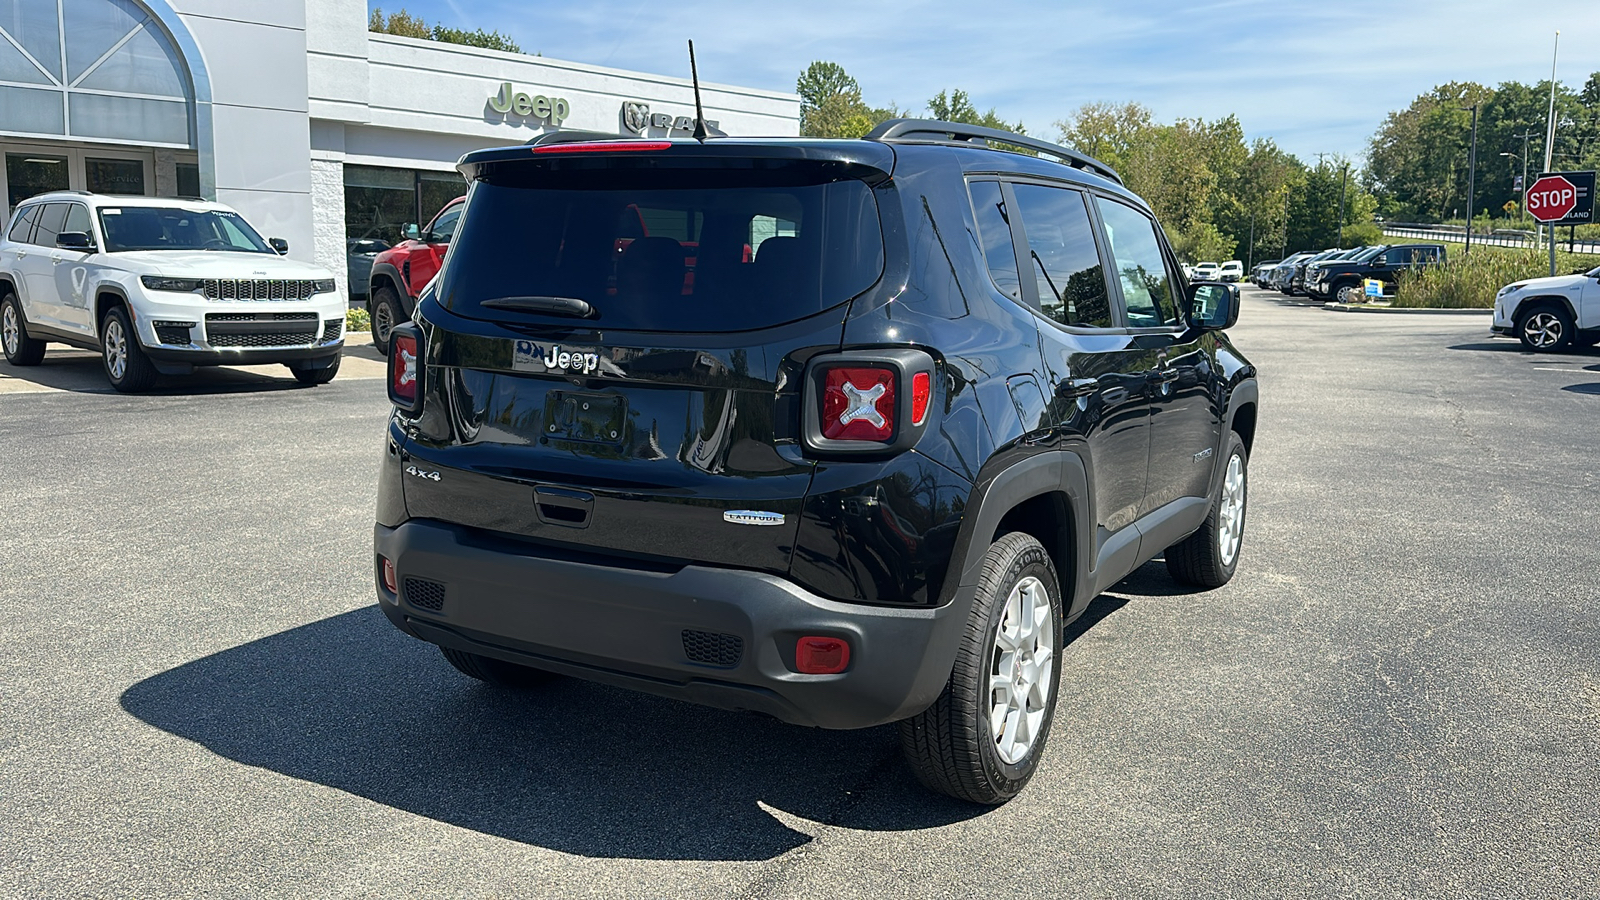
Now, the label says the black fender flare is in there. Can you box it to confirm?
[1205,377,1259,499]
[369,262,410,312]
[941,448,1094,615]
[91,283,131,327]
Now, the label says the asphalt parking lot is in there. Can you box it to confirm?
[3,292,1597,898]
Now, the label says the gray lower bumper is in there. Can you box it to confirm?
[374,520,968,729]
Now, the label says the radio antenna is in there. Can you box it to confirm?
[688,40,710,142]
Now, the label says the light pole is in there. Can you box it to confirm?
[1338,162,1348,244]
[1461,104,1479,256]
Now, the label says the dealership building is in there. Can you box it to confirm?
[0,0,801,297]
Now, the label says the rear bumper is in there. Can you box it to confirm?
[373,520,967,729]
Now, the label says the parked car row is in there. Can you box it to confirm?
[1184,260,1246,282]
[1250,244,1446,302]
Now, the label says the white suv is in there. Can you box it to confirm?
[0,192,344,392]
[1492,267,1600,352]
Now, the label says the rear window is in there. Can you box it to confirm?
[439,165,884,332]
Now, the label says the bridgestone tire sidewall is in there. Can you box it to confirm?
[968,535,1065,792]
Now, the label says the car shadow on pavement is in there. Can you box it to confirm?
[1449,341,1600,359]
[1,350,312,395]
[119,605,985,861]
[1562,383,1600,395]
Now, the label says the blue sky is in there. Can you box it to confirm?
[377,0,1599,163]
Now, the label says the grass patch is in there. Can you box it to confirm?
[1393,242,1595,309]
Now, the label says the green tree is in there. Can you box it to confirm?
[370,7,524,54]
[796,61,905,137]
[927,89,1024,133]
[369,7,429,39]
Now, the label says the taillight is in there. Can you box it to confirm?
[910,371,932,426]
[387,324,424,415]
[822,367,896,441]
[802,350,936,456]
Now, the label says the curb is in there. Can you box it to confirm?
[1323,303,1491,315]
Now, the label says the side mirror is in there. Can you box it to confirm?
[268,237,289,255]
[1188,282,1239,331]
[403,224,420,240]
[1370,257,1387,268]
[56,231,94,251]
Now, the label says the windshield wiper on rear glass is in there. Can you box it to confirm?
[478,296,596,318]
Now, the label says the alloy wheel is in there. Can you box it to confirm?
[1522,312,1563,349]
[374,302,394,343]
[2,304,16,356]
[1337,284,1360,304]
[989,575,1055,765]
[104,318,127,380]
[1218,452,1246,566]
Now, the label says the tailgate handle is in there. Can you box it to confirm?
[534,486,593,528]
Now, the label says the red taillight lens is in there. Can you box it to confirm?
[910,371,931,426]
[795,636,850,674]
[380,558,397,594]
[389,330,419,409]
[532,141,672,154]
[821,366,896,442]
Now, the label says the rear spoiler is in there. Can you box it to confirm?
[457,139,896,185]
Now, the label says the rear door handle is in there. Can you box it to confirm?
[1058,377,1098,398]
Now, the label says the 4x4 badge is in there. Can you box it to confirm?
[724,510,784,526]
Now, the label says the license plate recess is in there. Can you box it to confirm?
[543,391,626,445]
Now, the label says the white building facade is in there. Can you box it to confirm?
[0,0,800,297]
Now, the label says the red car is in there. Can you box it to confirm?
[367,197,463,356]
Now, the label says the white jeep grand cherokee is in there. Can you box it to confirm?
[0,192,344,392]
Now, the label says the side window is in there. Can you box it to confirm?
[63,203,92,238]
[1385,247,1413,266]
[1094,197,1180,328]
[427,205,462,244]
[6,205,40,243]
[32,203,68,247]
[1011,183,1112,328]
[966,181,1022,301]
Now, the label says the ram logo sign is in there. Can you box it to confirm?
[620,101,719,136]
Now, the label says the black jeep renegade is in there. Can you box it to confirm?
[373,120,1258,805]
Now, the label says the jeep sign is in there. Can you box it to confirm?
[488,82,570,125]
[1526,171,1596,225]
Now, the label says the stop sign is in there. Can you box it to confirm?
[1527,174,1578,222]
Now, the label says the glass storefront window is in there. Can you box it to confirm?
[344,165,466,246]
[6,153,69,209]
[86,158,146,195]
[0,0,192,147]
[344,165,416,247]
[176,163,200,198]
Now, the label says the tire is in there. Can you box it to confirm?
[100,305,158,393]
[1166,432,1248,589]
[370,286,402,357]
[1334,282,1362,304]
[1516,304,1574,352]
[289,355,340,386]
[899,532,1063,805]
[439,646,553,689]
[1,292,46,366]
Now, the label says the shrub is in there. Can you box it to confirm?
[345,306,371,332]
[1393,247,1594,308]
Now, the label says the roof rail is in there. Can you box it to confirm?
[865,118,1122,185]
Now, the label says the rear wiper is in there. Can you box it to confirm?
[478,295,596,318]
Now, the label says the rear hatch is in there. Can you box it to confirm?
[399,141,893,577]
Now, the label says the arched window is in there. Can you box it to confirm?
[0,0,193,146]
